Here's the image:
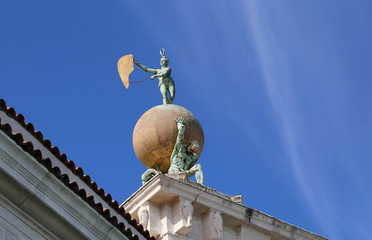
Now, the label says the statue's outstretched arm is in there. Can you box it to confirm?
[171,117,185,159]
[134,60,157,74]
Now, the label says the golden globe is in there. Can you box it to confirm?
[133,104,204,173]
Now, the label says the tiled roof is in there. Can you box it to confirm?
[0,98,154,240]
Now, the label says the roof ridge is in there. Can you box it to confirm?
[0,98,154,240]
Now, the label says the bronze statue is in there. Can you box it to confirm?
[141,168,158,185]
[134,49,175,105]
[140,117,204,185]
[168,117,204,184]
[122,49,205,185]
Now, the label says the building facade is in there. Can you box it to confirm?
[122,173,327,240]
[0,99,327,240]
[0,99,151,240]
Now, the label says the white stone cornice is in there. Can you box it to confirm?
[0,130,143,240]
[122,174,327,240]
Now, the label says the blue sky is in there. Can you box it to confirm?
[1,1,372,239]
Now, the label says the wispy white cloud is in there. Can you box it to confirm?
[241,1,372,239]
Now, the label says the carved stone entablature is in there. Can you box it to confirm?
[203,210,223,240]
[137,203,162,238]
[238,226,271,240]
[123,174,328,240]
[173,198,193,235]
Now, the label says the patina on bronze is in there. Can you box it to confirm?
[134,49,175,105]
[118,49,176,105]
[168,117,204,184]
[133,104,204,173]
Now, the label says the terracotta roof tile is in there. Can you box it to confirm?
[111,200,119,210]
[90,181,98,191]
[60,174,70,185]
[1,123,12,134]
[43,139,52,149]
[0,99,6,110]
[97,188,105,198]
[86,195,95,205]
[12,132,23,143]
[21,141,34,152]
[103,208,111,219]
[0,98,154,240]
[25,122,35,132]
[74,167,84,178]
[15,114,25,125]
[51,166,61,176]
[77,189,87,198]
[68,181,79,193]
[34,131,43,141]
[82,174,92,184]
[42,157,53,170]
[31,149,42,160]
[59,153,68,163]
[66,160,76,170]
[7,107,16,117]
[51,146,61,157]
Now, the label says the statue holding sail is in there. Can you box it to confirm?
[118,48,205,186]
[117,48,175,105]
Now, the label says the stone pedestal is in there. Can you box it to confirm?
[165,172,188,182]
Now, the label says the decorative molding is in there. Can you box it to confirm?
[182,200,193,227]
[138,205,150,231]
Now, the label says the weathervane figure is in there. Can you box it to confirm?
[134,49,175,105]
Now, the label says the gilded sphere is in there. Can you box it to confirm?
[133,104,204,173]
